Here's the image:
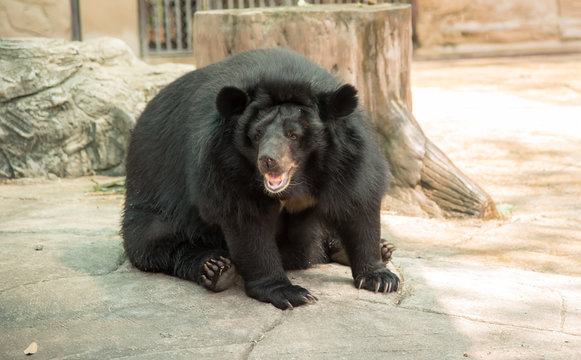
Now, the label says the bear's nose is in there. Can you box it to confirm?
[259,156,277,170]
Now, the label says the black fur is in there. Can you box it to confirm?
[122,49,399,309]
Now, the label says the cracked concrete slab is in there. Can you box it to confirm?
[1,54,581,359]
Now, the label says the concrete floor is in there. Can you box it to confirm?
[1,54,580,359]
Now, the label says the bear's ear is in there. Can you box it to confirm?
[327,84,358,118]
[216,86,248,119]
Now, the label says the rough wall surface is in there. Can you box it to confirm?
[415,0,581,57]
[0,37,193,179]
[0,0,72,39]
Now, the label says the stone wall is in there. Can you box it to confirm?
[415,0,581,58]
[79,0,140,57]
[0,0,72,39]
[1,0,580,59]
[0,0,141,58]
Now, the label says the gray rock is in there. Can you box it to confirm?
[0,37,194,179]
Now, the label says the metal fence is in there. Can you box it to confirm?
[195,0,405,10]
[139,0,193,57]
[138,0,414,57]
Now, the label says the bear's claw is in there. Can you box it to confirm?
[355,267,400,294]
[201,256,236,292]
[380,239,396,264]
[245,279,317,310]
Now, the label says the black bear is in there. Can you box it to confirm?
[122,48,399,309]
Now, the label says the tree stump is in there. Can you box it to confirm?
[193,4,499,219]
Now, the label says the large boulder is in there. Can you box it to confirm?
[0,37,193,179]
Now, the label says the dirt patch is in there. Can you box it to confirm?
[411,53,581,106]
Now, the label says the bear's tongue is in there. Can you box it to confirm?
[265,172,289,192]
[265,173,284,187]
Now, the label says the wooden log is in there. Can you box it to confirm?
[193,4,499,219]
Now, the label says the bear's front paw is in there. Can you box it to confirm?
[354,268,400,293]
[246,279,317,310]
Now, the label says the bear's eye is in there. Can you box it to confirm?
[287,131,297,140]
[254,129,263,141]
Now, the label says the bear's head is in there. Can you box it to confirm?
[216,83,358,197]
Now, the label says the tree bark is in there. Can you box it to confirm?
[193,4,499,219]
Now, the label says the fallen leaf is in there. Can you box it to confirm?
[24,342,38,355]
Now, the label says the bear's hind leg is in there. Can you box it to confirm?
[201,256,237,292]
[328,238,396,266]
[122,208,236,291]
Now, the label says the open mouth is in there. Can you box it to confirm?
[264,171,291,193]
